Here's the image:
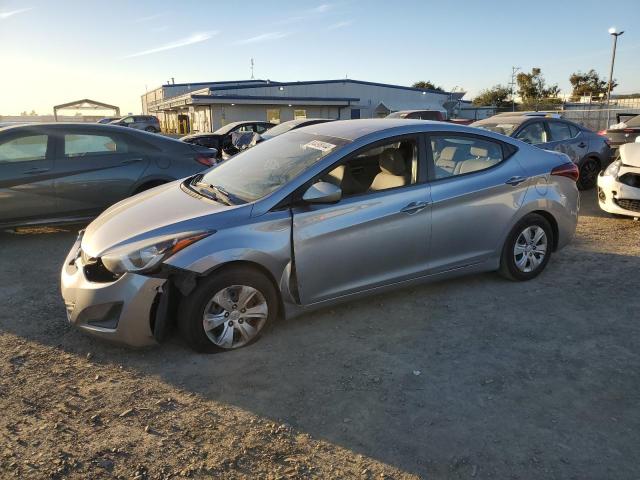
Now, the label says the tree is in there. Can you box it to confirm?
[472,84,512,107]
[569,69,617,100]
[412,80,444,92]
[516,68,561,109]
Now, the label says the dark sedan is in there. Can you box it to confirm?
[472,115,611,189]
[180,121,275,158]
[0,123,217,228]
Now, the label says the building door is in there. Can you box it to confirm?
[350,108,361,119]
[178,114,190,134]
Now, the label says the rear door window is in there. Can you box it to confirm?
[548,121,573,142]
[0,134,48,163]
[431,135,505,179]
[64,133,128,157]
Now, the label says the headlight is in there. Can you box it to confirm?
[604,160,621,178]
[101,232,211,275]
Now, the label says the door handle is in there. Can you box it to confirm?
[577,142,587,148]
[120,158,143,165]
[23,167,50,174]
[400,201,428,214]
[505,176,528,186]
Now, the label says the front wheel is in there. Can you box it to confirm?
[499,214,553,281]
[577,157,600,190]
[144,126,158,133]
[178,266,279,353]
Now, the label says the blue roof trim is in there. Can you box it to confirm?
[202,79,454,96]
[191,94,359,102]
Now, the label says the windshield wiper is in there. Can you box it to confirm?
[190,178,234,205]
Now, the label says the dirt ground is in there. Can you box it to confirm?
[1,190,639,480]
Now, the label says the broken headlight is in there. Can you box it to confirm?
[101,232,211,275]
[604,160,621,179]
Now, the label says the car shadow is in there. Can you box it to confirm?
[1,223,640,478]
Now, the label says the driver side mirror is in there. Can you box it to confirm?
[302,181,342,204]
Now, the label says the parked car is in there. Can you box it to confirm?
[600,113,640,151]
[180,121,275,158]
[0,123,217,228]
[259,118,334,141]
[386,110,447,121]
[597,142,640,218]
[110,115,160,133]
[97,117,121,124]
[61,119,579,352]
[472,115,610,190]
[386,110,474,125]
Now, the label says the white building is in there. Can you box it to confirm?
[141,79,464,134]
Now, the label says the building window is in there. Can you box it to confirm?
[267,109,281,124]
[294,109,307,120]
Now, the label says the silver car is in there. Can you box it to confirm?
[61,120,579,352]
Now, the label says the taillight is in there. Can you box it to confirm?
[597,129,607,136]
[195,154,215,167]
[551,162,579,182]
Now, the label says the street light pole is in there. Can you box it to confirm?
[606,28,624,127]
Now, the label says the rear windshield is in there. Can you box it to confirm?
[198,131,350,202]
[474,123,519,136]
[261,122,298,139]
[626,115,640,127]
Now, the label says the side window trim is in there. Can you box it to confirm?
[425,131,516,183]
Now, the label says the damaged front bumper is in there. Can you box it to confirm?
[60,233,166,347]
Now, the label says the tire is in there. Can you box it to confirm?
[499,213,553,281]
[577,157,600,190]
[144,126,157,133]
[178,266,279,353]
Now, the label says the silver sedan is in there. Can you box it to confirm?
[61,119,579,352]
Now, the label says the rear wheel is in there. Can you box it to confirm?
[577,157,600,190]
[178,266,278,353]
[499,214,553,281]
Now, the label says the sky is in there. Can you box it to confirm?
[1,0,639,115]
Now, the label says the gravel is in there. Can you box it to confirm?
[0,190,638,479]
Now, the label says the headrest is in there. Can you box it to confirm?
[470,146,488,158]
[438,146,457,161]
[379,149,406,175]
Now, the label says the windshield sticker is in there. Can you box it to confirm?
[303,140,336,153]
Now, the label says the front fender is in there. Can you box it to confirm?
[164,209,293,293]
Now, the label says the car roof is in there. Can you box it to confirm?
[294,118,506,141]
[0,122,185,143]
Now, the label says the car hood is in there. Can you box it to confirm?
[81,180,250,256]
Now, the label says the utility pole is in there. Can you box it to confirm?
[510,66,520,112]
[606,28,624,127]
[250,58,255,80]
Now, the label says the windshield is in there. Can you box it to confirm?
[386,112,405,118]
[198,131,350,203]
[474,122,519,136]
[213,123,242,135]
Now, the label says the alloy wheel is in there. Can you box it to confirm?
[513,226,548,273]
[202,285,268,349]
[578,159,599,189]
